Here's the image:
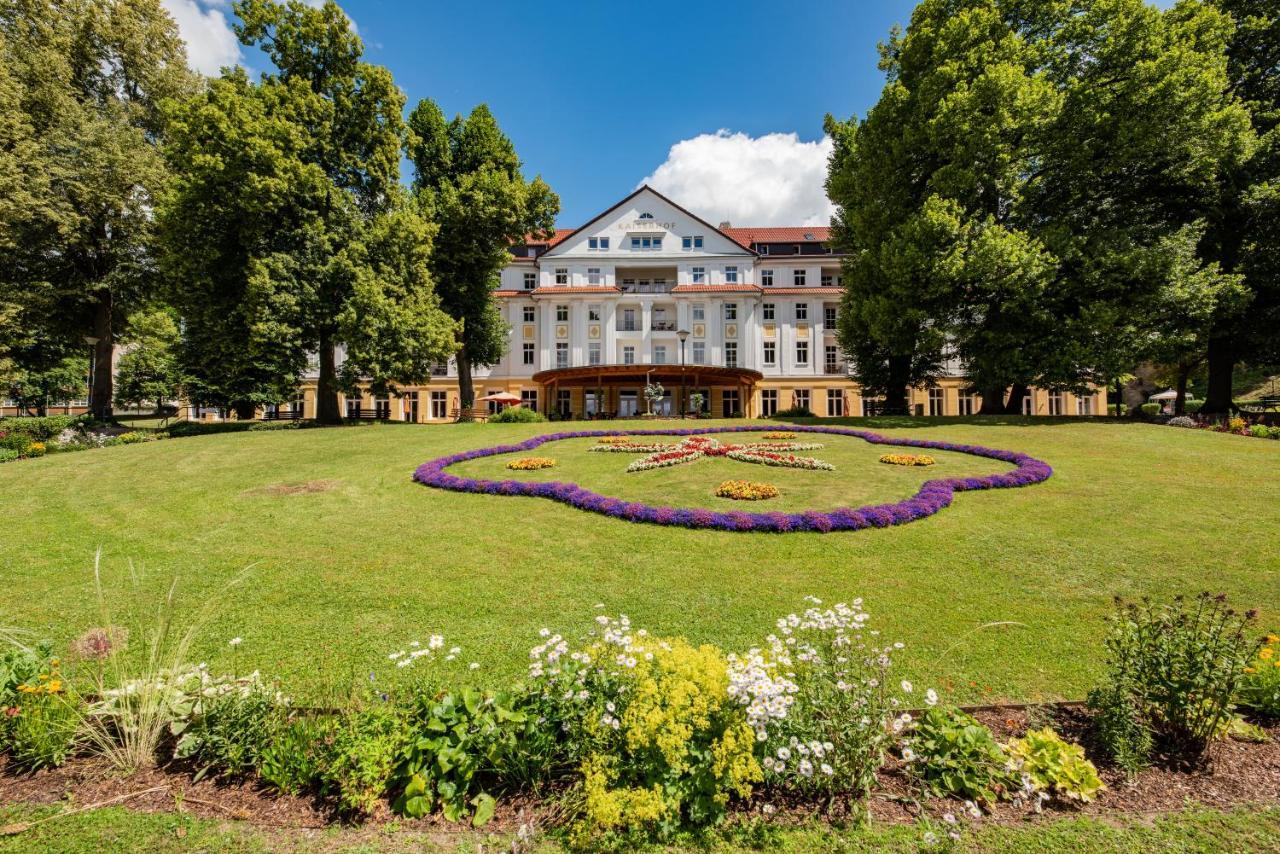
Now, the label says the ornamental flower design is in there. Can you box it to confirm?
[879,453,935,467]
[411,426,1053,534]
[590,435,832,473]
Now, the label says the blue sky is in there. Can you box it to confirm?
[164,0,923,227]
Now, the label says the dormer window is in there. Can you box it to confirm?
[759,244,770,255]
[804,233,815,241]
[639,212,654,219]
[681,235,704,250]
[588,237,610,250]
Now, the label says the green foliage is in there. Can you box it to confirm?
[1005,727,1105,803]
[258,717,329,796]
[1226,716,1270,743]
[174,690,286,780]
[1093,594,1260,762]
[1087,683,1154,775]
[0,415,82,441]
[0,640,57,712]
[1236,634,1280,719]
[488,406,545,423]
[3,357,88,415]
[115,308,185,412]
[906,706,1014,804]
[9,691,77,770]
[391,686,526,826]
[322,702,409,815]
[772,406,814,419]
[0,448,16,463]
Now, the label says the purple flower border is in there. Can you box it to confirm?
[411,425,1053,534]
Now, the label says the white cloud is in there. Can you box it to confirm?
[640,130,836,227]
[161,0,242,75]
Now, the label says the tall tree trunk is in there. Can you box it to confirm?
[978,384,1006,416]
[1174,364,1190,416]
[882,355,911,415]
[316,333,341,424]
[1114,379,1124,418]
[456,349,475,410]
[1201,334,1234,415]
[233,401,257,420]
[90,289,114,420]
[1004,384,1029,415]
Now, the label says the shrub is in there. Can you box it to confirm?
[1086,683,1153,776]
[391,686,527,825]
[1,640,61,742]
[24,441,46,457]
[1139,403,1162,417]
[489,406,546,423]
[1184,400,1203,414]
[0,415,82,441]
[1250,424,1271,439]
[323,702,410,815]
[1236,633,1280,720]
[259,717,329,795]
[0,449,16,464]
[730,599,913,799]
[1005,728,1104,803]
[10,691,78,770]
[773,406,814,418]
[905,706,1014,804]
[1167,416,1199,429]
[1092,594,1259,762]
[174,688,287,780]
[112,431,153,445]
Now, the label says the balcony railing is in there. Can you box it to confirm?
[651,320,678,332]
[619,281,674,294]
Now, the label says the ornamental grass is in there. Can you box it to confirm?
[880,453,936,467]
[715,480,780,501]
[506,457,556,470]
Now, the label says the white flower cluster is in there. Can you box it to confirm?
[387,635,458,668]
[760,736,837,777]
[726,648,797,740]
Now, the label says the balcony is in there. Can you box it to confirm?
[651,320,678,332]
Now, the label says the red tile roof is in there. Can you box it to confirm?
[670,283,762,294]
[760,287,842,296]
[722,227,832,249]
[493,289,526,298]
[530,286,621,296]
[520,228,575,248]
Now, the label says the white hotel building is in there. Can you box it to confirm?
[185,186,1100,423]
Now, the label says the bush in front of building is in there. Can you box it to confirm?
[0,414,84,441]
[488,406,546,424]
[772,405,815,419]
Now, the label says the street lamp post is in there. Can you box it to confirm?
[677,329,689,419]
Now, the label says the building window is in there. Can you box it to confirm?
[725,265,738,284]
[587,267,602,285]
[1076,395,1093,415]
[722,389,740,417]
[587,304,601,321]
[555,342,569,368]
[588,237,609,250]
[556,304,569,322]
[827,388,844,417]
[555,267,568,284]
[691,266,706,284]
[653,345,667,365]
[795,302,808,321]
[692,304,705,321]
[631,236,661,250]
[760,389,778,417]
[429,391,448,419]
[691,342,705,363]
[600,237,609,250]
[588,342,602,366]
[763,302,775,321]
[523,272,536,290]
[795,340,809,365]
[724,303,737,321]
[862,397,882,416]
[682,235,704,249]
[621,308,637,331]
[759,244,770,255]
[557,389,571,416]
[793,269,806,286]
[521,389,538,411]
[431,362,448,376]
[345,392,362,418]
[824,344,839,374]
[522,342,535,365]
[724,341,738,367]
[928,387,945,417]
[522,306,535,322]
[622,345,636,365]
[821,273,833,286]
[794,389,810,411]
[958,391,977,416]
[1048,391,1065,416]
[824,305,837,326]
[763,341,777,366]
[761,269,773,287]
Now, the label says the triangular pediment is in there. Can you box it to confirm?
[544,186,753,258]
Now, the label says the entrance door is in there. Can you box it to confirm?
[619,391,638,417]
[403,391,419,422]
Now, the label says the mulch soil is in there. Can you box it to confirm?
[1,704,1278,840]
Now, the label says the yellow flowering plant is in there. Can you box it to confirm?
[1237,633,1280,720]
[879,453,935,466]
[715,479,780,501]
[506,457,556,470]
[762,431,796,440]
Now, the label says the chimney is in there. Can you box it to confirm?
[718,221,732,229]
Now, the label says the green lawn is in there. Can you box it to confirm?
[1,417,1277,702]
[3,803,1280,852]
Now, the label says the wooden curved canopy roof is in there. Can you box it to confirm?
[531,364,763,386]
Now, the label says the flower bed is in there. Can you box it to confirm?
[880,453,936,467]
[725,449,835,470]
[762,431,797,440]
[716,479,780,500]
[411,425,1054,534]
[505,457,556,470]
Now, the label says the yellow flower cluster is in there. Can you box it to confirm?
[17,667,63,696]
[506,457,556,470]
[715,479,780,501]
[26,442,46,457]
[1244,635,1280,674]
[762,431,797,440]
[598,436,634,445]
[879,453,935,467]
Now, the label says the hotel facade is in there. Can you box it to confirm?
[306,186,1103,422]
